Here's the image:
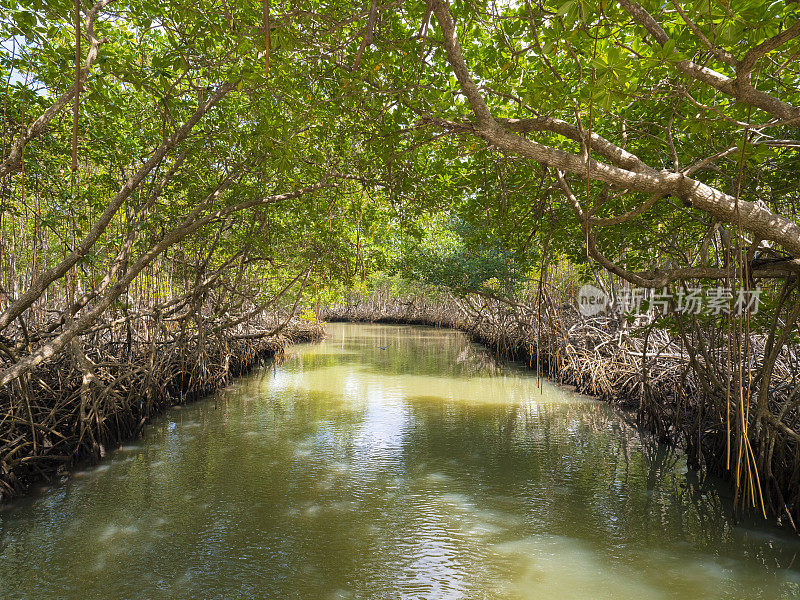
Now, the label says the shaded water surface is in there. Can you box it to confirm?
[2,323,800,599]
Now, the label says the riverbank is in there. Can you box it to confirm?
[320,293,799,530]
[0,321,324,503]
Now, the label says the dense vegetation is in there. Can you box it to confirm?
[1,0,799,524]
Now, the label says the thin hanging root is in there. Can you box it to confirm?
[744,433,768,519]
[71,0,80,174]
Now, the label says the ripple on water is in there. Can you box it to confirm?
[1,324,799,600]
[424,472,453,484]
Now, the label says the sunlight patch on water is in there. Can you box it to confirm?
[493,535,667,600]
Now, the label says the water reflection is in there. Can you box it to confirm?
[1,323,800,599]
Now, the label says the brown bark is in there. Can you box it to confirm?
[0,0,112,179]
[0,179,332,387]
[428,0,800,258]
[0,83,235,334]
[616,0,800,125]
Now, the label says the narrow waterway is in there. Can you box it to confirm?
[1,323,799,599]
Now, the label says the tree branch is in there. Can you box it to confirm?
[738,19,800,85]
[616,0,800,124]
[0,179,333,388]
[428,0,800,257]
[668,0,737,67]
[0,0,113,179]
[0,82,236,334]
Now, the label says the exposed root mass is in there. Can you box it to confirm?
[0,317,323,502]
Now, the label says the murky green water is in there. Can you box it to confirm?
[2,323,800,599]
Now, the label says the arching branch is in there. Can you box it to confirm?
[0,179,334,388]
[0,82,236,334]
[428,0,800,257]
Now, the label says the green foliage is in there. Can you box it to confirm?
[0,0,798,334]
[299,308,318,323]
[398,217,530,299]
